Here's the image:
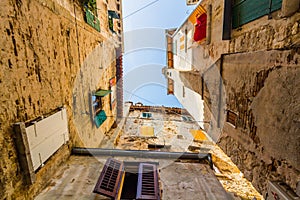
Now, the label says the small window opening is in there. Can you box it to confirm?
[182,115,192,122]
[226,110,237,127]
[120,162,139,199]
[94,159,160,199]
[141,112,152,118]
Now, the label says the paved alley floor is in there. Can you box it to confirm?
[35,155,232,200]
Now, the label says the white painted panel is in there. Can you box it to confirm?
[25,108,69,171]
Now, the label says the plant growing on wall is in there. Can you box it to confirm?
[108,10,119,33]
[81,0,97,16]
[108,17,114,32]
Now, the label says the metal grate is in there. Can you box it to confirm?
[93,158,124,198]
[136,163,159,200]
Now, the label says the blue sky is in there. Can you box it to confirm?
[122,0,195,108]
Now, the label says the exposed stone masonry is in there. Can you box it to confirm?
[219,49,300,194]
[0,0,121,198]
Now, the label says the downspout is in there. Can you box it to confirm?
[268,0,273,19]
[218,55,224,128]
[222,0,232,40]
[72,147,213,169]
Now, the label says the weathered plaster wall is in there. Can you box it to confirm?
[166,69,205,129]
[170,0,300,196]
[219,49,300,194]
[215,7,300,195]
[179,61,225,142]
[230,12,300,53]
[0,0,121,199]
[191,0,229,73]
[119,105,200,153]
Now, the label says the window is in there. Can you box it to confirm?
[172,40,177,55]
[83,0,100,32]
[182,115,193,122]
[226,110,237,127]
[182,86,185,98]
[108,10,120,33]
[91,89,111,128]
[137,163,159,199]
[94,158,160,199]
[94,158,124,198]
[232,0,282,29]
[13,107,69,185]
[193,13,207,42]
[141,112,152,118]
[108,17,114,32]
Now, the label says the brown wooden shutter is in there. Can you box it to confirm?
[93,158,124,198]
[226,110,237,126]
[136,163,159,200]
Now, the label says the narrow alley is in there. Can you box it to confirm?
[0,0,299,200]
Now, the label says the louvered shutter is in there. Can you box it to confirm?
[93,158,124,198]
[232,0,282,28]
[136,163,160,200]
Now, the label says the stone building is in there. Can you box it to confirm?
[163,0,300,196]
[186,0,200,6]
[113,102,263,199]
[0,0,123,199]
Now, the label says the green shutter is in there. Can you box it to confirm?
[94,89,112,97]
[232,0,282,29]
[85,8,100,32]
[94,110,107,128]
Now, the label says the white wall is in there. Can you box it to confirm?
[167,69,204,129]
[173,24,194,71]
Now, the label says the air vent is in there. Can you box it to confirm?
[93,158,124,198]
[136,163,159,200]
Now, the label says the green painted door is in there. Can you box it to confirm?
[232,0,282,28]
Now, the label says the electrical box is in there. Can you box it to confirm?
[267,181,299,200]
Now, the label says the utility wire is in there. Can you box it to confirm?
[124,89,158,105]
[123,0,160,20]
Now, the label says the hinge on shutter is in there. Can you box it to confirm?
[93,158,124,199]
[136,163,160,200]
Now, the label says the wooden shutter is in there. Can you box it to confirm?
[226,110,237,127]
[136,163,159,200]
[93,158,124,198]
[232,0,282,28]
[193,13,207,42]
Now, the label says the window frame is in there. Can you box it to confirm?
[226,110,237,127]
[93,159,160,199]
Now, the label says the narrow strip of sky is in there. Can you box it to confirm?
[122,0,195,107]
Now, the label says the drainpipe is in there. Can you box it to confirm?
[268,0,273,19]
[72,148,213,169]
